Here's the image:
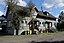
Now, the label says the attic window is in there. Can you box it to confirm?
[47,13,48,16]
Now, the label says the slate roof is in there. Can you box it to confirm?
[16,6,30,17]
[16,6,39,17]
[37,11,56,19]
[17,6,56,20]
[36,11,56,20]
[6,5,56,20]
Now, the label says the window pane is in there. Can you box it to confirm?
[22,21,24,23]
[25,21,27,23]
[39,22,41,24]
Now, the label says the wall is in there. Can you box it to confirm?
[37,18,57,31]
[18,17,31,35]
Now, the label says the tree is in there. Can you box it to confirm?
[28,0,39,34]
[6,0,20,35]
[28,0,35,18]
[59,11,64,20]
[57,11,64,31]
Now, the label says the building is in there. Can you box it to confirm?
[5,5,57,35]
[36,11,57,32]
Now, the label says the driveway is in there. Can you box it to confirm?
[0,32,64,43]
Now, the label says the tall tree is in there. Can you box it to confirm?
[59,11,64,20]
[28,0,35,18]
[28,0,38,34]
[6,0,20,35]
[57,11,64,31]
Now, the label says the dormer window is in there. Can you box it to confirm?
[47,13,48,16]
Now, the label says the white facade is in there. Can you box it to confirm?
[37,18,56,31]
[37,18,45,31]
[18,17,31,35]
[18,12,57,35]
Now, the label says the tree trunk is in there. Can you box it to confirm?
[16,29,18,35]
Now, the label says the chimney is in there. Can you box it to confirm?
[41,6,43,13]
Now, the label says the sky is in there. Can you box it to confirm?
[0,0,64,17]
[0,0,6,16]
[24,0,64,17]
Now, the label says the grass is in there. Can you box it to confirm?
[40,31,64,36]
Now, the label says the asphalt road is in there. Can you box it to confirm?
[0,32,64,43]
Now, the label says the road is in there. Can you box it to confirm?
[0,32,64,43]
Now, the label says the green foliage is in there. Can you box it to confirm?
[6,0,20,29]
[28,0,35,9]
[57,22,64,31]
[59,11,64,20]
[58,11,64,31]
[27,0,35,17]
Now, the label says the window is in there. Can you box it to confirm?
[42,22,45,26]
[39,22,41,24]
[47,13,48,16]
[22,21,24,23]
[0,28,2,30]
[25,21,27,23]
